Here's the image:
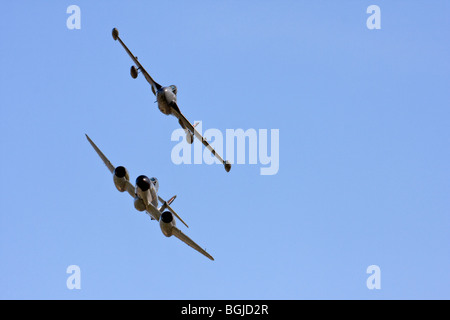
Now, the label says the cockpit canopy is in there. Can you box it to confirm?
[150,177,159,192]
[169,85,177,95]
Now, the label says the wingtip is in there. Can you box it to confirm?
[224,161,232,172]
[112,28,119,40]
[204,249,214,261]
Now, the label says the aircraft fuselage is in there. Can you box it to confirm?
[135,175,159,208]
[156,86,177,116]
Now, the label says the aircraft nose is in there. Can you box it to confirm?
[136,175,151,191]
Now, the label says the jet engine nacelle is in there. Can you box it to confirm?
[130,65,138,79]
[159,211,176,237]
[113,166,130,192]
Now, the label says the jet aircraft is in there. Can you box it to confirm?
[86,134,214,261]
[112,28,231,172]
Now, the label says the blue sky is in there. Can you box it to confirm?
[1,1,449,299]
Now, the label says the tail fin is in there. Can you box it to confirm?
[158,196,188,228]
[167,195,176,205]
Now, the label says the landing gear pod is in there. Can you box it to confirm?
[130,65,138,79]
[186,132,194,144]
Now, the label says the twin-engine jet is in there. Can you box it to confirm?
[112,28,231,173]
[86,134,214,261]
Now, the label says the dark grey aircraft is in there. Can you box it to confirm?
[112,28,231,172]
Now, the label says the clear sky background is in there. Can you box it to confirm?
[1,1,449,299]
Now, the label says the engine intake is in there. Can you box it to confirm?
[115,166,127,178]
[161,211,173,223]
[160,211,175,237]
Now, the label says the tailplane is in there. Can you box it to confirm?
[158,195,188,228]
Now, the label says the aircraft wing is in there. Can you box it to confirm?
[171,106,231,172]
[85,134,135,197]
[141,199,212,260]
[172,227,214,261]
[144,198,212,259]
[85,134,115,174]
[112,28,162,95]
